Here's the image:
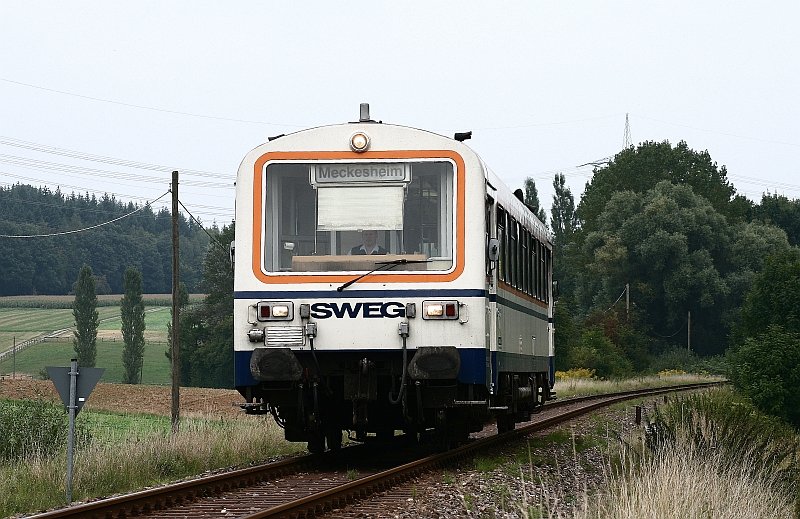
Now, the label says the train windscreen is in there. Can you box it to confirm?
[262,161,454,273]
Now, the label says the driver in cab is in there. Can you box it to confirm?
[350,230,387,255]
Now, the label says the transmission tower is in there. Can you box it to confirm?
[623,113,632,149]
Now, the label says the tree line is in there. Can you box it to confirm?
[0,184,210,295]
[526,140,800,426]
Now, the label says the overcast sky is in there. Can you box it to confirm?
[1,1,798,227]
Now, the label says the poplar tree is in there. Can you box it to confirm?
[550,173,577,246]
[121,267,146,384]
[523,177,548,225]
[73,265,99,367]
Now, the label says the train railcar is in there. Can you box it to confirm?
[233,104,555,452]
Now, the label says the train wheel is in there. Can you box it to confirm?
[307,433,325,454]
[496,413,515,433]
[376,427,394,442]
[325,428,342,451]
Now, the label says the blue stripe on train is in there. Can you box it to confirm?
[234,349,554,388]
[234,289,487,300]
[234,348,490,387]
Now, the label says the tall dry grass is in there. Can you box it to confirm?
[565,434,796,519]
[521,390,798,519]
[0,414,301,517]
[554,372,724,399]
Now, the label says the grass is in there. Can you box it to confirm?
[0,339,171,384]
[0,304,174,383]
[554,372,724,399]
[0,306,122,345]
[1,305,171,353]
[0,403,303,517]
[521,389,799,518]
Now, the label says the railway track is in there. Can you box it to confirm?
[28,381,722,519]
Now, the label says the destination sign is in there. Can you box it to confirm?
[314,163,408,184]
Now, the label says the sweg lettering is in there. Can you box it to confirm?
[316,163,405,183]
[310,302,406,319]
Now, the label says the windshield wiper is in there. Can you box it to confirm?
[336,258,431,292]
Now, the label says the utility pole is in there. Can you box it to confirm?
[171,171,180,434]
[687,311,691,353]
[625,283,630,322]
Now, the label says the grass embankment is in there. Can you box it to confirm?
[427,375,796,518]
[541,389,799,518]
[0,400,303,517]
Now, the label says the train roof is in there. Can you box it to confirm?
[242,106,552,246]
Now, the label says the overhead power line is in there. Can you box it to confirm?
[0,78,304,128]
[0,154,232,189]
[0,171,233,212]
[178,199,230,250]
[0,135,231,180]
[0,190,171,238]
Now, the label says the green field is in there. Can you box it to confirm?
[0,307,124,352]
[0,304,174,383]
[0,338,171,384]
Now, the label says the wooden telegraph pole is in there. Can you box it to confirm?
[171,171,180,433]
[687,310,692,353]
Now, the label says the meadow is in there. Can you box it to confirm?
[0,399,303,517]
[0,300,173,383]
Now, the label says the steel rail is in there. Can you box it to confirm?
[27,381,723,519]
[240,381,724,519]
[26,454,322,519]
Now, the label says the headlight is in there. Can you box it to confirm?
[422,300,459,320]
[256,301,294,321]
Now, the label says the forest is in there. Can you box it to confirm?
[0,184,211,295]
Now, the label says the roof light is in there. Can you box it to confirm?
[350,132,370,152]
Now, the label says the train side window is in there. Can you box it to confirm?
[527,231,533,296]
[521,229,528,295]
[544,246,551,303]
[534,238,540,300]
[536,240,546,301]
[509,218,517,288]
[496,207,506,282]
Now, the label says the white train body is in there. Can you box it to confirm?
[233,108,554,450]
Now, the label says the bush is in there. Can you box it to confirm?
[728,325,800,426]
[648,346,728,375]
[555,368,596,380]
[571,328,633,378]
[0,400,90,461]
